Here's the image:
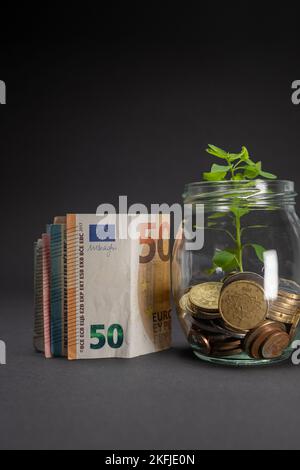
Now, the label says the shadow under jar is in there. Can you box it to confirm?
[172,180,300,366]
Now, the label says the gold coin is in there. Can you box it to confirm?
[279,279,300,300]
[278,289,300,301]
[269,300,299,315]
[268,303,298,315]
[261,331,290,359]
[189,282,222,312]
[179,293,190,312]
[267,310,296,324]
[219,280,268,331]
[276,295,300,307]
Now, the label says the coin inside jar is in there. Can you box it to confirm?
[212,349,244,357]
[188,330,211,355]
[211,339,242,351]
[267,310,296,324]
[223,271,264,288]
[219,279,268,331]
[261,331,290,359]
[189,282,222,312]
[244,320,286,359]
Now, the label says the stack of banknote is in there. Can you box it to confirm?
[34,214,172,360]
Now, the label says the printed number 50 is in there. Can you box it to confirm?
[90,324,124,350]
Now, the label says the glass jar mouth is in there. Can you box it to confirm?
[183,180,297,209]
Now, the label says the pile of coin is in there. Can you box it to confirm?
[244,321,289,360]
[178,272,300,362]
[268,285,300,327]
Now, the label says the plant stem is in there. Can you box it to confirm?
[235,214,244,272]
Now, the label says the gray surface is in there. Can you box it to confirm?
[1,294,300,450]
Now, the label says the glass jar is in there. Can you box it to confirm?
[172,180,300,366]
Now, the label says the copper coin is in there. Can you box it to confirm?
[261,331,290,359]
[212,340,242,352]
[244,320,286,357]
[250,325,280,359]
[188,330,211,355]
[219,280,268,331]
[207,334,233,343]
[212,349,243,358]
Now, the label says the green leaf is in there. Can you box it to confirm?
[244,165,260,179]
[203,171,227,181]
[206,149,229,160]
[213,249,239,272]
[207,145,228,157]
[211,163,231,173]
[240,146,249,160]
[259,170,277,179]
[232,173,244,180]
[247,243,266,262]
[230,207,250,218]
[208,212,228,219]
[228,153,242,162]
[256,161,262,171]
[245,158,257,166]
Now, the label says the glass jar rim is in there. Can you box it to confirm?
[183,180,297,208]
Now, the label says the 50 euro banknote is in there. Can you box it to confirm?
[67,214,172,360]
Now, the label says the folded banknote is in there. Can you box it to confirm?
[67,214,172,360]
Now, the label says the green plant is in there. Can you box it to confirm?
[203,145,277,274]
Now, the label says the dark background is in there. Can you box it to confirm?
[1,3,300,450]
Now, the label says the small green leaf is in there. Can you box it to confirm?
[245,158,257,166]
[213,250,239,272]
[259,170,277,179]
[232,173,244,180]
[248,243,266,262]
[228,153,242,162]
[208,212,228,219]
[240,146,249,160]
[211,163,231,173]
[244,165,260,179]
[207,145,228,157]
[203,171,227,181]
[230,207,250,218]
[256,161,262,171]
